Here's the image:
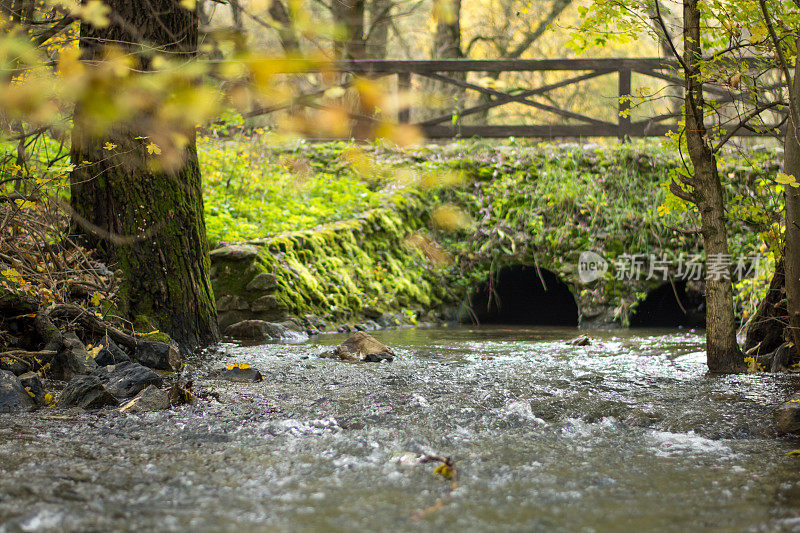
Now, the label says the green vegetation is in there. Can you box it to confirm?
[202,137,782,324]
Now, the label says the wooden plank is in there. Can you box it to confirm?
[397,72,411,123]
[419,72,616,128]
[420,70,614,126]
[618,68,632,139]
[338,58,677,73]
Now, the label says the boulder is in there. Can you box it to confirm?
[250,295,280,313]
[120,385,171,412]
[94,333,131,367]
[135,340,181,371]
[0,370,37,412]
[49,332,98,380]
[775,401,800,434]
[212,364,263,383]
[209,244,260,261]
[56,375,117,409]
[320,331,397,362]
[18,372,46,407]
[224,320,308,343]
[92,361,162,398]
[216,295,250,312]
[567,335,592,346]
[246,272,277,291]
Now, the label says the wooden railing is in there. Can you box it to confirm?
[257,58,784,140]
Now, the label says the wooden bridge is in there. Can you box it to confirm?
[254,58,784,140]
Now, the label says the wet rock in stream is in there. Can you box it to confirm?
[92,361,162,398]
[211,364,264,383]
[56,375,118,409]
[319,331,397,362]
[0,369,37,412]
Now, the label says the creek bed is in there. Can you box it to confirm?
[1,326,800,532]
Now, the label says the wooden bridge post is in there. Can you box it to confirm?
[618,67,632,140]
[397,72,411,123]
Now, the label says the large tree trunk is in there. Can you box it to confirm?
[69,0,218,352]
[784,38,800,353]
[682,0,745,372]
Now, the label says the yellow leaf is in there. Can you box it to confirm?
[433,462,453,479]
[77,0,111,28]
[180,0,196,9]
[90,291,102,307]
[103,142,117,151]
[776,172,799,188]
[146,142,162,155]
[785,450,800,456]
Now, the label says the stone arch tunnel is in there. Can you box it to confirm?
[466,265,579,326]
[629,280,706,328]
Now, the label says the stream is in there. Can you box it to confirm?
[1,326,800,532]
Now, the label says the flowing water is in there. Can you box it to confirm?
[1,326,800,532]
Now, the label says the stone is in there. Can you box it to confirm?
[49,332,98,381]
[0,370,37,412]
[224,320,308,343]
[18,372,46,407]
[93,333,131,367]
[567,335,592,346]
[216,295,250,312]
[375,315,401,328]
[120,385,170,412]
[0,354,31,376]
[251,295,280,312]
[775,401,800,434]
[320,331,396,362]
[135,340,181,371]
[212,365,263,383]
[246,272,277,291]
[92,361,162,398]
[56,375,117,409]
[209,244,260,261]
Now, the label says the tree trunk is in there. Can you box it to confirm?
[682,0,745,372]
[69,0,218,352]
[269,0,300,53]
[420,0,463,121]
[366,0,392,59]
[744,258,787,355]
[784,38,800,354]
[333,0,366,60]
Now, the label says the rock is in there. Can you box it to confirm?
[775,401,800,434]
[18,372,46,406]
[216,295,250,312]
[0,354,32,375]
[212,364,263,383]
[93,333,131,367]
[320,331,397,362]
[119,385,170,412]
[56,375,117,409]
[224,320,308,343]
[355,321,378,331]
[250,295,280,312]
[135,340,181,371]
[0,370,37,412]
[92,361,162,398]
[567,335,592,346]
[209,244,260,261]
[375,315,401,328]
[49,332,98,380]
[246,272,277,291]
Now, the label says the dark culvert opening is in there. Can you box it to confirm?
[467,265,579,326]
[629,280,706,328]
